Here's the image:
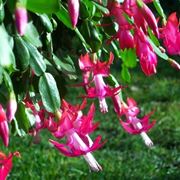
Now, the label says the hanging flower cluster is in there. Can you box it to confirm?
[0,0,179,177]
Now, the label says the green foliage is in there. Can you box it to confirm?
[15,102,35,133]
[26,0,60,14]
[39,73,61,113]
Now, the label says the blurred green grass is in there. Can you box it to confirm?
[3,63,180,180]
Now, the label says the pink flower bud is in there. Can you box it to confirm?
[0,105,9,147]
[0,120,9,147]
[135,29,157,76]
[117,29,135,49]
[6,92,17,122]
[139,3,159,37]
[139,46,157,76]
[15,6,28,36]
[68,0,79,28]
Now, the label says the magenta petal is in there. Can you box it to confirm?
[142,120,156,132]
[82,103,99,132]
[79,53,93,71]
[49,139,84,157]
[120,120,140,134]
[105,85,123,97]
[89,136,105,152]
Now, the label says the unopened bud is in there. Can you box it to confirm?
[15,4,28,36]
[6,92,17,122]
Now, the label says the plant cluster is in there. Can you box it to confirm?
[0,0,179,178]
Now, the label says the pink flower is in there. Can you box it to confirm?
[0,151,20,180]
[135,28,157,76]
[0,105,9,147]
[6,92,17,122]
[79,53,122,113]
[50,100,103,171]
[15,5,28,36]
[120,98,156,147]
[160,12,180,55]
[68,0,79,28]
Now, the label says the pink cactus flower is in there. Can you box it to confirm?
[79,53,122,113]
[0,105,9,147]
[0,151,20,180]
[135,28,157,76]
[15,5,28,36]
[68,0,79,28]
[50,100,103,171]
[160,12,180,55]
[120,98,156,147]
[6,92,17,122]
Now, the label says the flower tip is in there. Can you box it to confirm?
[145,140,153,148]
[90,163,102,172]
[84,153,102,172]
[140,132,154,148]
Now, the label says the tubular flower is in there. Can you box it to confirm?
[79,53,122,113]
[50,100,103,171]
[120,98,156,147]
[15,3,28,36]
[160,12,180,55]
[0,151,20,180]
[68,0,79,28]
[0,105,9,147]
[135,28,157,76]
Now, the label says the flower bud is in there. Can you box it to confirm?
[139,3,159,37]
[0,105,9,147]
[135,29,157,76]
[68,0,79,28]
[15,4,28,36]
[0,120,9,147]
[117,29,135,49]
[6,92,17,122]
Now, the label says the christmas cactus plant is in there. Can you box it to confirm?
[0,0,179,177]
